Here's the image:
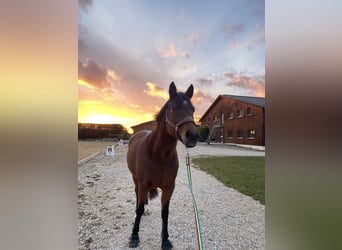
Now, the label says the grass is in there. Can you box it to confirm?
[192,156,265,204]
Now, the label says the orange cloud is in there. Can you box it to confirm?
[130,104,140,108]
[224,72,265,97]
[78,79,97,89]
[106,69,121,82]
[163,42,177,58]
[192,89,215,105]
[160,42,189,60]
[143,82,168,100]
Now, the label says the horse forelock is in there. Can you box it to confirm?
[155,93,194,122]
[178,93,194,110]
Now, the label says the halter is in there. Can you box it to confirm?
[165,110,195,133]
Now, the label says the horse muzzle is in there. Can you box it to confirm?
[183,130,199,148]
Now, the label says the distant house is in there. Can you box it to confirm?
[130,120,157,134]
[199,95,265,146]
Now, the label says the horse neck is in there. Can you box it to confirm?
[148,115,178,159]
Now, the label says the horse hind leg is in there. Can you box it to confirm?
[132,177,139,211]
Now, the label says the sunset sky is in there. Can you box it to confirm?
[78,0,265,133]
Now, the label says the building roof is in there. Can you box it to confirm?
[130,120,157,129]
[199,94,265,122]
[222,94,265,107]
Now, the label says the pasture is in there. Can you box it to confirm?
[192,156,265,204]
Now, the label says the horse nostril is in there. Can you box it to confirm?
[186,131,199,142]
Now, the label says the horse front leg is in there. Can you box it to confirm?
[129,184,148,248]
[161,185,175,250]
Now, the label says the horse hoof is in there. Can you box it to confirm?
[161,239,173,250]
[129,234,140,248]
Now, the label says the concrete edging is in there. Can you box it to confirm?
[78,152,100,165]
[201,142,265,151]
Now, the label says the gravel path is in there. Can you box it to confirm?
[78,143,265,250]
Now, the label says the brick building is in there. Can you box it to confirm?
[199,95,265,146]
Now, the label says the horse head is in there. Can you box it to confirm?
[165,82,199,148]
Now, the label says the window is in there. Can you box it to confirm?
[227,130,233,138]
[237,130,243,138]
[236,109,243,117]
[207,117,211,123]
[246,107,252,116]
[228,111,233,119]
[247,129,255,139]
[213,115,218,121]
[220,112,224,126]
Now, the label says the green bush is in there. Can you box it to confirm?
[197,126,209,142]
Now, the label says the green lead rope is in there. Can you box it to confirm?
[185,147,204,250]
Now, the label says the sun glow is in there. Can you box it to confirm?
[78,77,160,134]
[81,113,134,134]
[78,102,155,134]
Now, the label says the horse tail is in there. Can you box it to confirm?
[148,188,158,200]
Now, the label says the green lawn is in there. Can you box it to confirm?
[192,156,265,204]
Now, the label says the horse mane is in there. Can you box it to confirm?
[155,101,169,122]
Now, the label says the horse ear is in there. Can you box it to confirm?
[185,84,194,99]
[169,81,177,98]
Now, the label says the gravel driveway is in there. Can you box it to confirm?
[78,142,265,250]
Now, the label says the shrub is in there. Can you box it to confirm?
[197,126,209,142]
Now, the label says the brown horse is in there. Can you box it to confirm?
[127,82,199,249]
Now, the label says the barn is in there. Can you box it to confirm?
[199,95,265,146]
[130,120,157,134]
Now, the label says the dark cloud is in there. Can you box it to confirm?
[223,23,244,41]
[78,39,87,54]
[195,78,212,87]
[79,0,93,11]
[77,30,169,112]
[224,72,265,96]
[78,26,92,62]
[78,59,111,88]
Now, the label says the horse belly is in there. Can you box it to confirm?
[127,131,151,177]
[160,160,179,188]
